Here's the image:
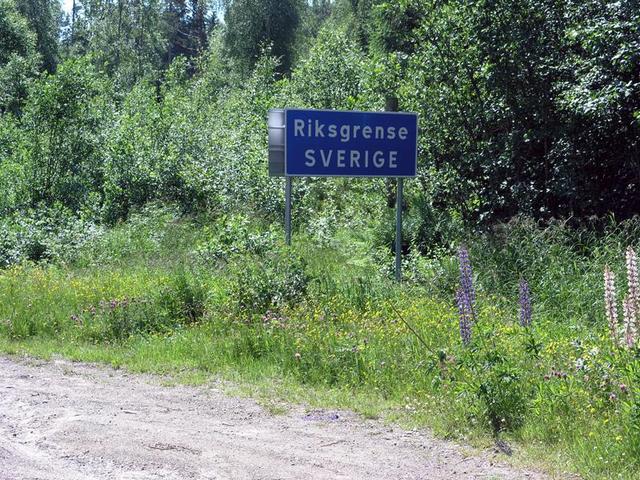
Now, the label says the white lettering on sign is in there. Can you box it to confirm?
[389,151,397,168]
[302,150,399,170]
[294,120,411,144]
[321,150,332,167]
[305,149,315,167]
[350,150,360,167]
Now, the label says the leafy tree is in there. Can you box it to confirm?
[368,0,424,55]
[163,0,216,70]
[102,58,198,222]
[0,0,39,114]
[223,0,301,74]
[392,0,639,231]
[21,57,113,210]
[0,114,29,215]
[290,27,365,109]
[64,0,167,89]
[15,0,61,72]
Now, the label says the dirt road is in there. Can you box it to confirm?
[0,356,550,480]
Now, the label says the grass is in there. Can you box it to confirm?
[1,208,639,479]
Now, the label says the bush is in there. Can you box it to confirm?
[228,249,311,316]
[76,298,164,342]
[476,360,529,434]
[194,214,277,265]
[157,270,207,325]
[0,204,102,267]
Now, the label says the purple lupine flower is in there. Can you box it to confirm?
[623,295,637,349]
[456,288,473,346]
[604,266,619,346]
[519,278,532,327]
[458,246,476,321]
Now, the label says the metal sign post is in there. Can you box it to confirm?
[386,96,403,282]
[285,177,292,246]
[268,107,418,277]
[395,178,403,282]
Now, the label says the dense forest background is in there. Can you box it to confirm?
[0,0,639,263]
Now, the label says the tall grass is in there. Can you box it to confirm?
[1,211,639,479]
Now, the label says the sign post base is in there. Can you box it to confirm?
[395,177,403,282]
[285,177,292,246]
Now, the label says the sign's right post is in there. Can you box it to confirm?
[396,177,403,282]
[386,96,403,283]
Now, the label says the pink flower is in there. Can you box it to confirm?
[626,247,639,311]
[604,266,619,346]
[623,295,637,348]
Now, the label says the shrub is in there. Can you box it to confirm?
[75,298,170,342]
[228,250,311,316]
[477,361,529,434]
[0,204,102,267]
[157,270,207,325]
[194,214,277,265]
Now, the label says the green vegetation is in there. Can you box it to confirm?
[1,206,640,478]
[1,1,639,479]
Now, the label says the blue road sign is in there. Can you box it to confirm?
[285,109,418,177]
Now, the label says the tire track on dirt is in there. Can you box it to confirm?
[0,356,552,480]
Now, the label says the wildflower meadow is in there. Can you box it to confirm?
[0,209,639,478]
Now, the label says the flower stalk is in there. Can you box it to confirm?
[604,266,619,346]
[519,278,532,327]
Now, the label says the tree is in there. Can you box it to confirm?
[0,0,40,114]
[63,0,167,90]
[21,57,113,210]
[223,0,301,74]
[163,0,216,71]
[15,0,61,72]
[394,0,640,230]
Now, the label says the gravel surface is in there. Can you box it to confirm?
[0,356,551,479]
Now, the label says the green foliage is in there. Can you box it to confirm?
[76,297,162,342]
[228,249,310,316]
[0,0,40,114]
[398,0,640,227]
[0,114,29,215]
[15,0,60,73]
[5,211,640,477]
[157,269,207,325]
[162,0,216,69]
[194,214,277,264]
[475,355,529,434]
[223,0,302,74]
[73,202,199,268]
[66,0,168,89]
[289,27,365,109]
[369,0,424,55]
[0,204,101,267]
[21,56,112,211]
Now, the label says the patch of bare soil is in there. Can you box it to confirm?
[0,356,552,479]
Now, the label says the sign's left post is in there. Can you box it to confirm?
[267,110,290,245]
